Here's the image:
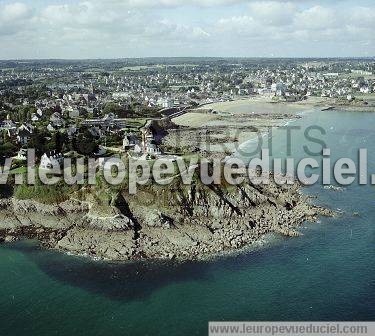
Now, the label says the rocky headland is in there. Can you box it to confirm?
[0,177,334,261]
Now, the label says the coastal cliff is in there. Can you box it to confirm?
[0,178,333,261]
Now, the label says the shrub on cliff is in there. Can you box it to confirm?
[14,180,77,204]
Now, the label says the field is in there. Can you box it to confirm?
[9,166,27,175]
[121,118,147,130]
[172,112,218,127]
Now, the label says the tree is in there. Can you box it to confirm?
[73,128,99,156]
[103,102,125,116]
[29,128,50,156]
[0,130,17,158]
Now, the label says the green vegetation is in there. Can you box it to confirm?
[0,141,17,158]
[72,127,99,155]
[14,179,77,204]
[29,129,70,156]
[122,118,147,131]
[103,102,161,119]
[9,167,27,175]
[103,102,129,117]
[104,133,123,147]
[0,184,13,198]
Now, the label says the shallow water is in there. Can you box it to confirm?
[0,109,374,335]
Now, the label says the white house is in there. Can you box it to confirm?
[157,97,174,108]
[0,115,16,130]
[17,124,34,145]
[133,143,143,153]
[40,151,64,170]
[50,112,65,128]
[360,85,370,94]
[123,133,139,150]
[145,143,161,155]
[15,148,28,161]
[31,113,40,122]
[47,124,55,132]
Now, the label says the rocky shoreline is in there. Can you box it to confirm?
[0,98,341,262]
[0,178,334,261]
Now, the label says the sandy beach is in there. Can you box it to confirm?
[164,96,313,157]
[166,93,375,157]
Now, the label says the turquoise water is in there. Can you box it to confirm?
[0,110,374,335]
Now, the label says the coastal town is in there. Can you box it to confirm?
[1,0,374,330]
[1,0,375,330]
[1,58,375,171]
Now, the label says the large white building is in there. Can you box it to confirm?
[40,151,64,170]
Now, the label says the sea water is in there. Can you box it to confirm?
[0,109,374,336]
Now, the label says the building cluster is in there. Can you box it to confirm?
[0,59,374,168]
